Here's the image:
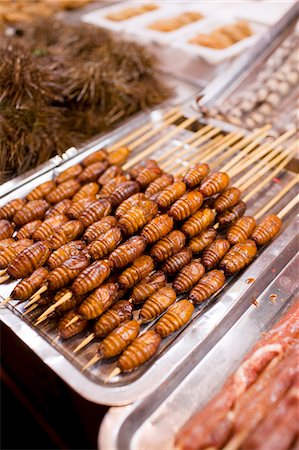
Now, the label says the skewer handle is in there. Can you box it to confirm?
[104,367,121,383]
[73,333,96,354]
[277,195,298,219]
[82,353,101,372]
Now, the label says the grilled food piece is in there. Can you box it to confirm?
[0,239,33,269]
[135,165,163,189]
[214,187,241,213]
[155,300,194,337]
[47,240,86,270]
[98,165,123,185]
[72,260,111,296]
[66,198,96,220]
[107,146,130,166]
[182,208,215,238]
[199,172,229,197]
[94,300,133,338]
[0,199,26,220]
[118,255,154,289]
[78,161,109,183]
[139,286,176,323]
[168,191,204,221]
[115,193,146,218]
[189,270,226,303]
[219,240,257,275]
[217,201,246,227]
[183,163,210,188]
[131,270,167,304]
[0,220,15,240]
[13,200,49,227]
[99,175,128,198]
[16,220,43,240]
[47,254,90,291]
[251,215,282,246]
[98,320,140,359]
[85,227,122,260]
[202,239,230,270]
[118,200,158,235]
[7,241,52,279]
[188,228,217,254]
[82,149,108,167]
[44,199,72,219]
[58,310,88,339]
[54,164,83,184]
[79,199,112,228]
[161,247,193,276]
[0,238,15,251]
[48,220,84,249]
[173,259,205,294]
[108,236,147,269]
[145,173,174,198]
[78,282,119,319]
[46,179,81,204]
[72,182,100,203]
[32,215,68,241]
[83,216,117,243]
[26,180,56,201]
[150,230,186,262]
[10,267,49,302]
[141,214,174,244]
[109,181,140,208]
[227,216,256,245]
[156,181,187,209]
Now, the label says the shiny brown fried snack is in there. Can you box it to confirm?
[131,270,167,304]
[78,282,119,319]
[72,182,100,203]
[32,214,68,241]
[78,161,109,183]
[10,267,49,302]
[108,236,147,269]
[0,239,33,269]
[188,227,217,254]
[145,173,174,198]
[115,193,146,218]
[161,247,193,276]
[72,260,111,296]
[83,216,117,243]
[109,181,140,208]
[58,310,88,339]
[44,199,72,219]
[189,269,226,303]
[139,286,176,323]
[79,199,112,228]
[227,216,256,245]
[183,163,210,188]
[118,255,154,289]
[47,254,90,291]
[156,181,186,209]
[82,149,108,167]
[98,165,123,185]
[135,165,163,189]
[7,241,52,279]
[202,239,230,270]
[46,179,81,204]
[85,227,122,260]
[118,200,158,236]
[0,199,26,220]
[97,320,140,360]
[54,164,83,184]
[129,159,158,179]
[173,259,205,294]
[98,175,128,198]
[168,191,204,221]
[66,198,96,220]
[150,230,186,262]
[94,300,133,338]
[0,220,15,240]
[16,220,42,240]
[214,187,241,213]
[47,240,86,270]
[199,172,230,197]
[217,201,246,227]
[0,239,15,252]
[141,214,174,244]
[219,240,257,275]
[107,146,130,166]
[250,215,282,246]
[155,300,194,337]
[182,208,215,238]
[26,180,56,201]
[48,220,84,249]
[13,200,49,227]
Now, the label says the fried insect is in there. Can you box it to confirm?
[214,187,241,213]
[7,241,52,279]
[155,300,194,337]
[13,200,49,227]
[141,214,174,245]
[58,310,88,339]
[108,236,147,269]
[85,227,122,260]
[131,270,167,304]
[46,179,81,204]
[168,191,204,221]
[189,270,226,303]
[199,172,230,197]
[109,181,140,208]
[0,239,15,251]
[44,199,72,219]
[145,173,174,198]
[182,208,215,238]
[55,289,84,315]
[32,215,68,241]
[188,228,217,254]
[72,260,111,296]
[118,255,154,289]
[82,149,108,167]
[26,181,56,201]
[47,241,86,270]
[227,216,256,245]
[78,282,118,319]
[139,286,176,323]
[72,182,100,203]
[0,239,33,269]
[117,330,161,373]
[0,199,26,220]
[96,320,140,362]
[0,220,14,240]
[129,159,158,179]
[98,175,128,198]
[135,165,163,189]
[173,259,205,294]
[66,198,96,220]
[217,201,246,227]
[98,165,123,185]
[202,239,230,270]
[107,146,130,166]
[48,220,84,249]
[251,215,282,246]
[219,239,257,275]
[78,161,109,183]
[16,220,42,240]
[118,200,158,235]
[47,254,90,291]
[55,164,83,184]
[161,247,193,276]
[156,181,187,209]
[183,163,210,188]
[94,300,133,339]
[115,193,146,218]
[79,199,112,228]
[10,268,49,302]
[83,216,117,243]
[150,230,186,262]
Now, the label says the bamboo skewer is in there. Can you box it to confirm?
[73,333,96,354]
[277,195,298,219]
[82,354,102,371]
[0,268,7,276]
[1,296,12,306]
[0,275,10,284]
[22,303,39,316]
[105,367,121,382]
[65,315,80,328]
[34,291,73,326]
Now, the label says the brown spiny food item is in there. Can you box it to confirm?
[217,201,246,227]
[182,208,215,238]
[47,240,86,270]
[48,220,84,249]
[219,240,257,275]
[189,269,225,303]
[251,215,282,246]
[78,282,119,319]
[227,216,256,245]
[0,238,15,251]
[109,181,140,208]
[161,247,193,276]
[150,230,186,262]
[107,146,130,166]
[118,255,154,289]
[99,175,128,198]
[156,181,186,209]
[0,199,26,220]
[79,199,112,228]
[139,286,176,323]
[13,200,49,227]
[98,320,140,359]
[0,220,15,240]
[129,159,158,179]
[135,165,163,189]
[145,173,174,198]
[83,216,117,243]
[131,270,167,304]
[66,197,96,220]
[54,164,83,184]
[85,227,122,260]
[199,172,230,197]
[173,259,205,294]
[47,254,90,291]
[0,239,32,269]
[16,220,42,240]
[72,182,100,203]
[26,180,56,201]
[98,165,123,185]
[44,199,72,219]
[118,330,161,373]
[46,179,81,204]
[108,236,147,269]
[10,267,49,301]
[115,193,146,218]
[58,310,88,340]
[94,300,133,338]
[168,191,204,221]
[32,214,68,241]
[183,163,210,188]
[155,300,194,337]
[82,149,108,167]
[7,241,52,279]
[188,228,217,254]
[78,161,109,183]
[72,259,111,296]
[202,239,230,270]
[214,187,241,213]
[141,214,174,244]
[118,200,158,235]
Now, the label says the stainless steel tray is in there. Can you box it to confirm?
[99,251,299,449]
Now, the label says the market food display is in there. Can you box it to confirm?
[105,4,158,21]
[148,12,204,32]
[189,21,253,49]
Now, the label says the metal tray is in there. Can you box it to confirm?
[99,251,299,449]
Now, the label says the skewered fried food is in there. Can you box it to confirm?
[219,239,257,275]
[139,286,176,323]
[96,320,140,359]
[94,300,133,339]
[47,240,86,270]
[214,187,241,213]
[189,269,226,303]
[99,175,128,198]
[58,310,88,339]
[54,164,83,184]
[227,216,256,245]
[48,220,84,249]
[182,208,215,238]
[148,11,203,32]
[32,214,68,241]
[66,198,96,220]
[118,200,158,235]
[26,180,56,201]
[7,241,52,279]
[202,239,230,270]
[44,199,72,219]
[0,239,33,269]
[188,227,217,254]
[16,220,42,240]
[56,290,84,315]
[168,191,204,221]
[98,165,123,185]
[251,215,282,246]
[47,254,90,291]
[78,161,109,183]
[141,214,174,244]
[115,193,146,218]
[82,149,108,167]
[0,220,15,239]
[0,239,15,251]
[217,201,246,227]
[83,216,117,243]
[85,227,122,260]
[156,181,186,209]
[13,200,49,227]
[199,172,230,197]
[183,163,210,188]
[129,160,158,179]
[9,267,49,302]
[46,179,81,204]
[135,165,163,189]
[72,182,100,203]
[131,270,167,304]
[155,300,194,337]
[0,199,26,220]
[150,230,186,262]
[173,259,205,294]
[78,282,119,319]
[145,173,174,198]
[118,255,154,289]
[107,147,130,166]
[72,260,111,296]
[79,199,112,228]
[108,236,147,269]
[109,181,140,208]
[161,247,193,276]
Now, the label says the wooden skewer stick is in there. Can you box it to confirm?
[0,275,10,284]
[277,195,298,219]
[22,303,39,316]
[28,285,48,301]
[65,314,80,328]
[0,296,11,306]
[73,333,96,354]
[82,354,101,372]
[34,291,73,326]
[0,268,8,276]
[105,367,121,383]
[198,132,243,163]
[24,294,41,309]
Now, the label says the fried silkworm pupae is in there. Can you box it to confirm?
[7,241,52,279]
[108,236,147,269]
[117,330,161,373]
[94,300,133,339]
[155,300,194,338]
[129,159,157,179]
[161,247,193,276]
[109,181,140,208]
[251,215,282,246]
[188,228,217,254]
[199,172,230,197]
[72,259,111,296]
[47,240,86,271]
[141,214,174,244]
[139,286,176,323]
[66,198,96,220]
[156,181,187,209]
[118,255,154,289]
[26,180,56,201]
[55,289,84,314]
[54,164,83,184]
[131,270,167,305]
[118,200,158,235]
[83,216,117,243]
[72,182,100,203]
[0,220,15,240]
[98,175,128,198]
[32,215,68,241]
[150,230,186,262]
[135,165,163,189]
[168,191,204,221]
[214,187,241,213]
[107,146,130,166]
[0,198,26,220]
[202,239,230,270]
[46,179,81,204]
[48,220,84,249]
[182,208,215,238]
[16,220,42,240]
[97,320,140,361]
[0,239,33,269]
[0,239,15,251]
[78,282,119,319]
[189,270,226,304]
[85,227,122,260]
[115,193,146,218]
[173,259,205,294]
[145,173,174,198]
[44,199,72,220]
[227,216,256,245]
[47,254,90,291]
[217,201,246,227]
[13,200,49,227]
[79,199,112,228]
[183,163,210,188]
[58,310,88,339]
[10,267,49,302]
[82,149,108,167]
[98,165,123,185]
[78,161,109,183]
[219,239,257,276]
